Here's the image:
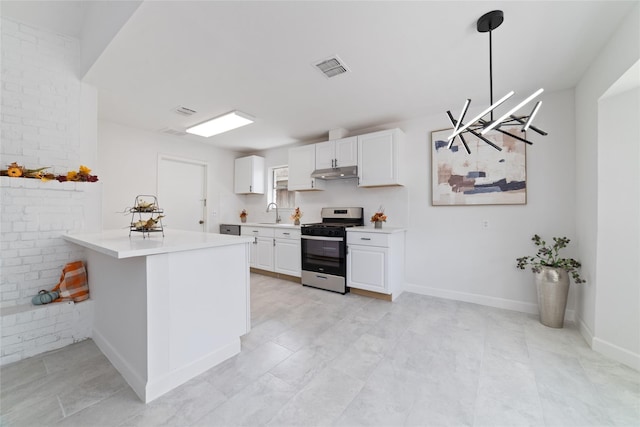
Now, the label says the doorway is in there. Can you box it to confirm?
[158,155,208,232]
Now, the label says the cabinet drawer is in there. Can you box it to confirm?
[347,232,389,247]
[274,228,301,239]
[241,226,275,238]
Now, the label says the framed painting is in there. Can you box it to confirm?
[431,127,527,206]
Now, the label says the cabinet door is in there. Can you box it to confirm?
[234,156,265,194]
[274,239,301,277]
[334,136,358,167]
[358,130,403,187]
[248,238,258,268]
[315,141,335,169]
[347,245,388,293]
[255,237,274,271]
[288,145,325,191]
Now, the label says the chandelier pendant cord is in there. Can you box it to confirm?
[489,29,494,122]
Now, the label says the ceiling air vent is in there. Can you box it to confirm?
[173,106,197,116]
[160,128,187,136]
[314,55,349,78]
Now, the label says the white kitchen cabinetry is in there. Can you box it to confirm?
[274,228,301,277]
[315,136,358,169]
[357,129,405,187]
[288,145,325,191]
[347,228,405,300]
[241,226,274,270]
[234,155,265,194]
[242,225,301,277]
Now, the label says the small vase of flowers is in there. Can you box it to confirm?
[370,207,387,229]
[239,209,247,223]
[290,207,303,225]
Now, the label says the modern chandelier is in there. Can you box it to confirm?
[446,10,547,154]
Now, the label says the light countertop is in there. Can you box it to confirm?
[226,222,302,229]
[63,229,253,259]
[348,226,406,234]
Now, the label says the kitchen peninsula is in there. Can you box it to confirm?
[63,230,253,403]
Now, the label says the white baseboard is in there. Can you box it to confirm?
[93,328,241,403]
[145,339,241,403]
[92,328,148,402]
[592,337,640,371]
[578,317,595,347]
[403,282,576,322]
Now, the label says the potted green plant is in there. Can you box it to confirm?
[516,234,585,328]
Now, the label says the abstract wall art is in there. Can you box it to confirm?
[431,128,527,206]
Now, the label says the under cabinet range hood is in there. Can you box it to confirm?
[310,166,358,180]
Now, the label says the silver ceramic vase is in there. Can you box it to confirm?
[535,267,570,328]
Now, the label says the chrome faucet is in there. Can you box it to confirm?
[266,202,281,223]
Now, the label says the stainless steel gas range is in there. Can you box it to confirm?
[300,207,364,294]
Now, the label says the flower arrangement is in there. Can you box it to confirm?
[290,207,303,221]
[239,209,248,222]
[57,165,99,182]
[516,234,586,283]
[370,206,387,223]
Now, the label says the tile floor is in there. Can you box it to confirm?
[2,273,639,426]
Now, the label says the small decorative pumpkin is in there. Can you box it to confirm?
[7,162,23,177]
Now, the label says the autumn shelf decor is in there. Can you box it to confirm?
[517,234,585,328]
[1,162,99,182]
[57,165,99,182]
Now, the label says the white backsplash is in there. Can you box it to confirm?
[237,178,408,226]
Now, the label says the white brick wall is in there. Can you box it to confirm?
[1,17,82,171]
[0,299,95,365]
[1,177,101,308]
[1,17,100,365]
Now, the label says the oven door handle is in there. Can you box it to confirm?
[301,235,344,242]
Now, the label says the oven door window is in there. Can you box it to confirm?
[301,238,345,277]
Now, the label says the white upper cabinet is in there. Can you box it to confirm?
[315,136,358,169]
[357,129,405,187]
[234,155,265,194]
[288,145,325,191]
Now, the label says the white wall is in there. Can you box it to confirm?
[402,89,579,314]
[574,4,640,366]
[0,17,99,364]
[595,85,639,369]
[98,121,242,233]
[248,88,578,316]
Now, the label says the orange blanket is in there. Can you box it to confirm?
[53,261,90,302]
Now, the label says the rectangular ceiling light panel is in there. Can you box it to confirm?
[186,111,254,138]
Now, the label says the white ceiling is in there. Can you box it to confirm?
[3,1,637,152]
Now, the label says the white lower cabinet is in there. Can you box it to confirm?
[242,226,274,270]
[274,229,301,277]
[255,237,274,271]
[347,229,405,299]
[242,226,300,277]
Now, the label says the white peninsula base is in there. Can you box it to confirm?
[64,230,252,403]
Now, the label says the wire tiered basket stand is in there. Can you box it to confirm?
[129,195,165,238]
